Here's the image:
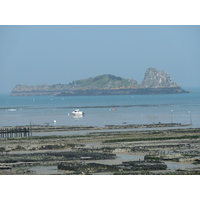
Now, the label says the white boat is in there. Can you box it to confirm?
[7,108,17,112]
[72,115,83,119]
[72,109,84,115]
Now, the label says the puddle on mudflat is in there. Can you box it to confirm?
[166,161,198,171]
[13,165,60,175]
[84,153,144,165]
[117,153,144,161]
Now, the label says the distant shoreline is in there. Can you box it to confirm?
[10,87,188,96]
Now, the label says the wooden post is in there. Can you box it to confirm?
[23,128,26,137]
[30,121,32,136]
[27,128,30,137]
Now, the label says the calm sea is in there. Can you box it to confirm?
[0,88,200,128]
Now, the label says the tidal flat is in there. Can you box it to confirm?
[0,123,200,175]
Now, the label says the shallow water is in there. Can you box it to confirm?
[31,125,193,137]
[13,165,60,175]
[0,88,200,127]
[166,161,198,171]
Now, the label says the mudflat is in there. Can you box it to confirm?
[0,123,200,175]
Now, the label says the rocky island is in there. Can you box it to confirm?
[10,68,188,96]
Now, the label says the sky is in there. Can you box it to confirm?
[0,0,200,196]
[0,25,200,93]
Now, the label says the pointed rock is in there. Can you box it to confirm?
[141,68,179,88]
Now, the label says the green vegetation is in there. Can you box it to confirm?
[103,135,200,143]
[70,74,138,90]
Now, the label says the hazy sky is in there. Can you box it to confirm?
[0,25,200,93]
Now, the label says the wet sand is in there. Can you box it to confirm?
[0,122,190,132]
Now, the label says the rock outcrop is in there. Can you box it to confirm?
[10,68,187,96]
[141,68,178,88]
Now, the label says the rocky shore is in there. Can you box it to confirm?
[1,124,200,175]
[10,68,188,96]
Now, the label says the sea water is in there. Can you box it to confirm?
[0,87,200,127]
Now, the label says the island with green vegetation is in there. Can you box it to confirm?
[10,68,188,96]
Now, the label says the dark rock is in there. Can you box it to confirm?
[58,160,167,173]
[58,162,118,173]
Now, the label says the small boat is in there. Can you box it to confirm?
[72,109,84,115]
[7,108,17,112]
[72,115,83,119]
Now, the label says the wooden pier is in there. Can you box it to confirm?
[0,127,32,139]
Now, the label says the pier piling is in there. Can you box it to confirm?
[0,127,31,139]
